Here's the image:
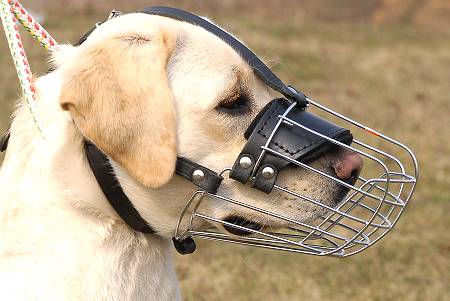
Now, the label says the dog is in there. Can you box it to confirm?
[0,12,362,300]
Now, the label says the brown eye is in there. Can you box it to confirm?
[217,94,251,115]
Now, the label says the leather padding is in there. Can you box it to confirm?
[231,98,353,193]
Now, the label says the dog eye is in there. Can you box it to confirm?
[217,94,251,115]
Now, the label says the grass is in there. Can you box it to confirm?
[1,4,449,301]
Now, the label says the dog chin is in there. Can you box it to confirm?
[222,216,264,236]
[219,187,352,236]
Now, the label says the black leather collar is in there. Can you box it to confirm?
[84,141,155,233]
[84,141,224,234]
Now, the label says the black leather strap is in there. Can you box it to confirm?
[74,23,103,46]
[0,131,9,153]
[84,141,223,233]
[84,141,155,233]
[176,157,223,194]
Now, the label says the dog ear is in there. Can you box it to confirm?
[59,29,177,188]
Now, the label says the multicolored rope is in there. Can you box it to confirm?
[9,0,56,51]
[0,0,58,139]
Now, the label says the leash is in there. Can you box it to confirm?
[0,0,57,139]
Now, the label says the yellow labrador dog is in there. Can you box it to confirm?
[0,12,362,300]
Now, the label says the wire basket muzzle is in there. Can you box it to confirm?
[174,98,418,257]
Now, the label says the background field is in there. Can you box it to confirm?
[1,1,449,300]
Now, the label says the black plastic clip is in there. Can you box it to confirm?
[172,237,197,255]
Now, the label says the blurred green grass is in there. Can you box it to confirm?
[1,3,449,301]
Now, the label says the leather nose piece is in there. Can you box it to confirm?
[331,151,363,181]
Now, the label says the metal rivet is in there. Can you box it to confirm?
[239,156,252,169]
[192,170,205,184]
[261,166,275,179]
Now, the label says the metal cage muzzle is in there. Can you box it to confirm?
[174,94,418,257]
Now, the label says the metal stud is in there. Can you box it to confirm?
[239,156,252,169]
[192,170,205,184]
[261,166,275,179]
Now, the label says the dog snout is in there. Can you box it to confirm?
[330,150,363,184]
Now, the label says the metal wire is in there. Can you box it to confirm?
[174,98,418,257]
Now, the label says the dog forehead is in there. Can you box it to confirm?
[180,25,248,71]
[85,13,249,71]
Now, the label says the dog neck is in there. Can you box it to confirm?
[0,71,181,300]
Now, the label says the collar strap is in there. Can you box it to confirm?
[84,141,223,234]
[84,141,155,233]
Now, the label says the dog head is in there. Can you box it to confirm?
[58,13,363,238]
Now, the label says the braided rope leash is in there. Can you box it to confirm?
[9,0,56,51]
[1,0,58,139]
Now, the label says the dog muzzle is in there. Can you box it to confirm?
[66,7,418,258]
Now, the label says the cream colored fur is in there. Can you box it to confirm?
[0,13,349,300]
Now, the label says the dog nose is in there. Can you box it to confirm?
[331,150,363,182]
